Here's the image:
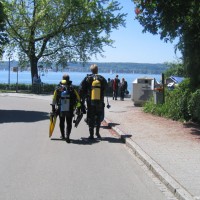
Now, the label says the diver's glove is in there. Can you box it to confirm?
[76,107,81,115]
[107,104,111,109]
[81,104,86,114]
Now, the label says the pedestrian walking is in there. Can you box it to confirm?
[112,75,120,100]
[51,74,81,143]
[79,64,107,139]
[32,74,42,94]
[120,77,128,101]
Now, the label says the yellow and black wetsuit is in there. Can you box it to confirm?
[52,80,81,142]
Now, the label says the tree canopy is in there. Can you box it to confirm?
[0,1,8,57]
[2,0,126,82]
[133,0,200,88]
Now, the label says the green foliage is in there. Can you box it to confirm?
[0,83,56,94]
[188,89,200,122]
[133,0,199,42]
[143,78,193,122]
[133,0,200,88]
[0,83,80,95]
[0,1,8,56]
[164,83,191,121]
[164,61,187,78]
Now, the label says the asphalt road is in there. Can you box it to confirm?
[0,94,172,200]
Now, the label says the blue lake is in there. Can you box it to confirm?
[0,71,162,92]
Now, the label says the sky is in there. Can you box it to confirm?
[91,0,182,64]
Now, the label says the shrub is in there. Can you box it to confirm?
[0,83,56,94]
[188,89,200,122]
[143,78,192,122]
[0,83,80,95]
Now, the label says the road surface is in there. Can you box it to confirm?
[0,94,176,200]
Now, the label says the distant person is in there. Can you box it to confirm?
[112,75,120,100]
[120,78,128,101]
[37,75,42,93]
[79,64,107,139]
[52,74,81,143]
[37,76,41,84]
[32,74,41,93]
[33,74,38,84]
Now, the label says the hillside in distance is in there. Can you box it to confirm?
[0,61,169,74]
[66,62,169,74]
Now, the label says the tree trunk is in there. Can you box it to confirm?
[183,30,200,89]
[30,56,38,84]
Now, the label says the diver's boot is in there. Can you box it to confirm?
[66,134,71,143]
[60,126,65,140]
[88,128,94,139]
[60,132,65,140]
[96,127,101,139]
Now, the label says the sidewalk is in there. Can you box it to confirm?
[104,97,200,200]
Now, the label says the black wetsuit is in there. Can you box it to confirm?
[79,74,107,137]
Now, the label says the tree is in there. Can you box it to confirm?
[2,0,126,83]
[133,0,200,88]
[164,61,187,78]
[0,1,8,57]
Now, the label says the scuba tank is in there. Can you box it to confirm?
[91,75,101,101]
[60,86,70,111]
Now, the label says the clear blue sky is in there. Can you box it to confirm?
[91,0,181,64]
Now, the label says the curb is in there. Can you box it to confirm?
[104,117,195,200]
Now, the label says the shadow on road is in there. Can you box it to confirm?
[51,137,100,145]
[101,136,124,144]
[72,138,101,145]
[107,122,120,127]
[51,136,124,145]
[71,137,124,145]
[0,109,49,123]
[100,125,111,129]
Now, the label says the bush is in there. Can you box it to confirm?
[0,83,80,95]
[164,87,190,121]
[0,83,56,94]
[42,84,56,94]
[143,78,192,122]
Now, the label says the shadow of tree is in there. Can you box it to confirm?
[0,109,49,123]
[183,122,200,138]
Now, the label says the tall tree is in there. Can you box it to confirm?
[133,0,200,88]
[0,1,8,57]
[2,0,126,82]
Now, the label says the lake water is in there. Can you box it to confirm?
[0,71,162,92]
